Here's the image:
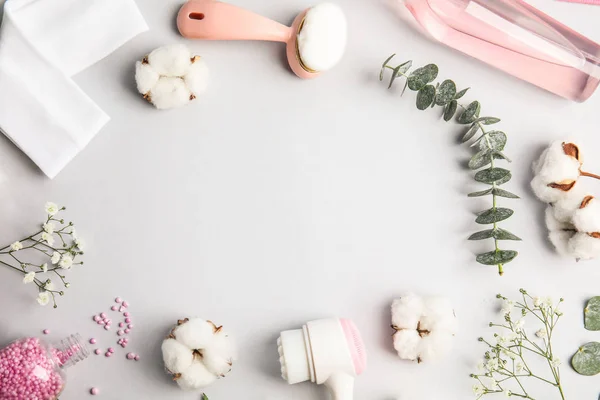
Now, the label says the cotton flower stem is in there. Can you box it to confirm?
[580,170,600,181]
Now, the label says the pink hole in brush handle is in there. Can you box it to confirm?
[177,0,291,42]
[339,319,366,376]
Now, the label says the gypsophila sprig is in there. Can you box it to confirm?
[380,54,521,275]
[0,202,85,308]
[471,289,566,400]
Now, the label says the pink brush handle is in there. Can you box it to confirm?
[177,0,291,42]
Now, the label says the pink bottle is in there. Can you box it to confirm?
[0,334,88,400]
[403,0,600,101]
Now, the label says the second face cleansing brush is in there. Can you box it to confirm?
[277,318,366,400]
[177,1,347,79]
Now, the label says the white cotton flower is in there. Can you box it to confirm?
[135,44,209,110]
[42,222,55,234]
[51,252,61,264]
[10,241,23,251]
[37,291,50,306]
[391,293,424,330]
[549,230,576,257]
[391,293,456,362]
[58,254,73,269]
[41,232,54,246]
[572,196,600,234]
[535,329,547,339]
[531,141,582,203]
[568,232,600,261]
[23,272,35,284]
[162,318,236,391]
[545,206,575,231]
[41,263,47,273]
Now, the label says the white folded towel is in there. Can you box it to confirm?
[0,0,148,178]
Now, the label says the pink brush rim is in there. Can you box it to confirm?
[339,318,366,375]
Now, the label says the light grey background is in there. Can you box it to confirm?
[0,0,600,399]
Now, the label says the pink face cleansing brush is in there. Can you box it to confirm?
[177,1,347,79]
[277,318,366,400]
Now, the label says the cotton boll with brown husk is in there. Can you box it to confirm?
[135,44,209,110]
[531,141,582,203]
[162,318,236,391]
[391,293,456,363]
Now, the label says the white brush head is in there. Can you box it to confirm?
[296,3,347,72]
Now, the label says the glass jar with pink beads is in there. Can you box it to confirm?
[0,334,89,400]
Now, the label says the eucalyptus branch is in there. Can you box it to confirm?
[380,54,521,275]
[471,289,566,400]
[0,202,86,308]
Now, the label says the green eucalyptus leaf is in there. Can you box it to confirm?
[435,80,457,106]
[585,297,600,331]
[407,64,439,91]
[468,230,494,240]
[479,131,507,152]
[416,85,436,110]
[469,150,492,170]
[380,54,396,81]
[475,208,514,224]
[388,61,413,89]
[493,188,520,199]
[474,168,511,185]
[468,188,494,197]
[473,117,501,125]
[493,151,512,162]
[454,87,470,99]
[462,123,480,143]
[444,100,458,122]
[493,228,522,241]
[572,342,600,376]
[476,250,518,265]
[201,394,209,400]
[457,101,481,124]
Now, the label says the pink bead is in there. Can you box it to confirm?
[134,355,140,361]
[100,313,106,319]
[42,329,50,335]
[93,315,101,322]
[94,349,101,355]
[108,348,114,353]
[104,325,110,331]
[126,352,135,360]
[111,306,118,311]
[117,330,124,336]
[118,322,124,327]
[105,352,111,357]
[127,324,134,329]
[90,387,99,395]
[125,318,131,323]
[89,338,97,344]
[123,312,130,317]
[97,320,104,325]
[122,301,129,308]
[124,329,130,334]
[115,297,122,303]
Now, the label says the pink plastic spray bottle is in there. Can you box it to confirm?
[402,0,600,102]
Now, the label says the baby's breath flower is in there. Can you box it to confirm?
[514,319,525,332]
[37,291,50,306]
[41,263,48,273]
[44,281,55,291]
[41,232,54,246]
[51,252,61,264]
[42,222,55,234]
[10,241,23,251]
[58,254,73,269]
[45,202,59,216]
[22,272,35,284]
[551,357,561,368]
[501,300,514,316]
[535,329,547,339]
[472,383,485,396]
[516,361,524,373]
[75,237,85,251]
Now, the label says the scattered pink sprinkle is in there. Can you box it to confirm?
[127,324,134,329]
[108,348,114,353]
[118,322,125,328]
[105,352,111,357]
[134,355,140,361]
[94,349,101,355]
[96,320,104,325]
[115,297,122,303]
[42,329,50,335]
[90,387,99,395]
[123,312,130,317]
[100,313,106,319]
[104,325,110,331]
[93,315,101,322]
[126,353,135,360]
[125,318,131,324]
[124,329,130,334]
[111,306,118,311]
[122,301,129,308]
[89,338,97,344]
[117,330,124,336]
